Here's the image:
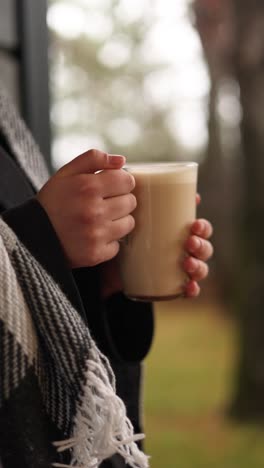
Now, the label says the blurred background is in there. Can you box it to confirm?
[47,0,264,468]
[46,1,264,466]
[1,0,264,466]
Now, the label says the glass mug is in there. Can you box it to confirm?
[118,162,198,301]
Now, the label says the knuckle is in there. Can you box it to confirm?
[78,210,91,225]
[91,202,105,222]
[197,261,208,280]
[114,215,135,240]
[108,241,120,261]
[202,262,209,279]
[129,193,137,211]
[88,148,108,165]
[195,283,201,296]
[126,172,136,191]
[117,170,135,192]
[88,148,109,165]
[109,168,123,182]
[197,237,204,254]
[79,202,105,226]
[87,225,103,244]
[77,175,99,196]
[88,148,98,158]
[106,169,135,193]
[207,242,214,259]
[127,214,135,231]
[86,183,99,197]
[78,208,94,225]
[202,219,214,238]
[85,231,105,265]
[201,239,213,260]
[113,240,120,256]
[96,204,106,222]
[195,236,205,257]
[88,246,103,266]
[75,174,88,192]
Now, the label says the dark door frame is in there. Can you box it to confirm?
[17,0,52,170]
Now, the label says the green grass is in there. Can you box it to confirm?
[144,300,264,467]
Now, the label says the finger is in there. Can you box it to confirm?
[101,241,120,263]
[104,193,137,221]
[183,257,209,281]
[191,219,213,239]
[70,239,120,268]
[184,280,200,298]
[57,149,125,177]
[185,235,214,261]
[196,193,201,205]
[109,215,135,241]
[99,169,135,198]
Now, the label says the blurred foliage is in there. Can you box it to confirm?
[145,303,264,468]
[193,0,264,421]
[48,0,186,164]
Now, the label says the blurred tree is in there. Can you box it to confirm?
[193,0,241,301]
[48,0,182,166]
[229,0,264,422]
[194,0,264,421]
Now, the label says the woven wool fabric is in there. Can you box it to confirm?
[0,219,148,468]
[0,86,149,468]
[0,86,49,191]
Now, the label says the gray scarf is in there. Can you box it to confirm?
[0,86,149,468]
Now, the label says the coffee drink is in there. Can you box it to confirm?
[119,162,198,301]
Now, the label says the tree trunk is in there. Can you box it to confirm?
[229,0,264,421]
[193,0,241,301]
[198,80,231,299]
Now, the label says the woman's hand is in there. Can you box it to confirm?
[183,211,214,297]
[37,149,137,268]
[101,196,213,300]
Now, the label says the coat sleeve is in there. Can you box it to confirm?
[2,198,154,363]
[73,268,154,363]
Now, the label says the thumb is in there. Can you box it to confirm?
[57,149,126,177]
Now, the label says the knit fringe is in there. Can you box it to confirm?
[52,349,149,468]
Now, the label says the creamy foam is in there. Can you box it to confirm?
[119,163,198,301]
[125,163,197,183]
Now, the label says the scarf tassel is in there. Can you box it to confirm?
[52,357,150,468]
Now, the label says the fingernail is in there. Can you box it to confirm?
[186,260,197,273]
[195,222,203,236]
[189,237,201,254]
[195,236,202,248]
[109,154,126,166]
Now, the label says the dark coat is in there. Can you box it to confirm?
[0,138,154,468]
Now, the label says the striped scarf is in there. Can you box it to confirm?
[0,86,149,468]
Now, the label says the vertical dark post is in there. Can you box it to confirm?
[0,0,20,106]
[17,0,52,170]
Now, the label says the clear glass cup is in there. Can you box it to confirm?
[118,162,198,301]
